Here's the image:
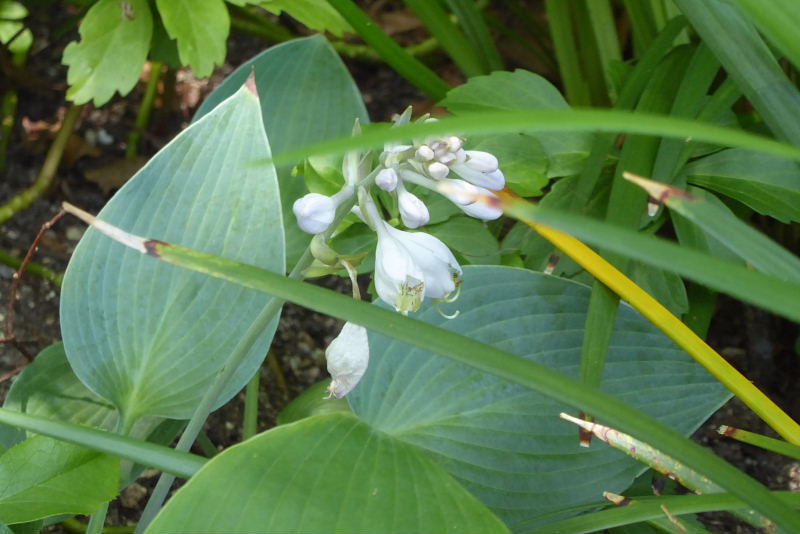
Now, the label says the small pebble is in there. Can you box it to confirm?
[65,226,85,241]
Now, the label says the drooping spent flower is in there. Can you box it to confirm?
[325,321,369,399]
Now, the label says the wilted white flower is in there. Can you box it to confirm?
[326,322,369,399]
[293,193,336,234]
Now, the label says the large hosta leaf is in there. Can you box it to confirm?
[0,343,165,450]
[60,84,284,421]
[348,266,729,531]
[147,413,508,533]
[194,35,369,269]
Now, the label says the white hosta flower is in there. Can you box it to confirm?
[374,221,461,314]
[326,322,369,399]
[427,162,450,179]
[397,184,429,229]
[458,186,502,220]
[375,167,399,192]
[451,161,505,191]
[293,193,336,234]
[464,150,499,173]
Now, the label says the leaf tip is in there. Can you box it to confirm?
[244,70,258,98]
[717,424,735,437]
[62,201,148,254]
[603,491,629,506]
[622,172,695,207]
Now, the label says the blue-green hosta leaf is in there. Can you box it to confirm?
[683,148,800,223]
[348,266,729,531]
[194,35,369,269]
[60,84,284,421]
[147,413,509,533]
[0,344,165,450]
[441,70,592,177]
[155,0,228,77]
[62,0,152,105]
[0,435,119,524]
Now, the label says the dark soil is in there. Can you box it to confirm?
[1,5,798,534]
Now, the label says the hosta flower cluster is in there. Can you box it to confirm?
[292,109,505,398]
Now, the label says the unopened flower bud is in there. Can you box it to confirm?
[375,167,399,192]
[326,322,369,399]
[428,162,450,179]
[446,136,463,152]
[464,150,499,173]
[398,189,430,229]
[438,152,457,165]
[293,193,336,234]
[416,145,435,161]
[310,234,339,265]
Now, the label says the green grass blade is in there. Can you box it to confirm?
[444,0,503,72]
[405,0,486,77]
[626,174,800,285]
[326,0,450,100]
[61,205,800,532]
[545,0,591,106]
[622,0,658,55]
[270,109,800,168]
[651,43,721,184]
[0,408,205,479]
[570,15,687,210]
[525,492,800,534]
[719,426,800,461]
[585,0,621,101]
[674,0,800,146]
[731,0,800,71]
[500,200,800,323]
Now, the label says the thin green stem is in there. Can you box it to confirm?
[0,104,83,225]
[62,517,134,534]
[0,249,63,286]
[243,369,260,440]
[125,62,163,159]
[444,0,503,71]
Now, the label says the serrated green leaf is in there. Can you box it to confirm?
[194,36,369,270]
[62,0,152,105]
[147,413,509,533]
[60,85,284,421]
[0,1,32,57]
[259,0,353,37]
[441,70,592,177]
[155,0,228,77]
[348,266,729,530]
[0,436,119,524]
[684,148,800,223]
